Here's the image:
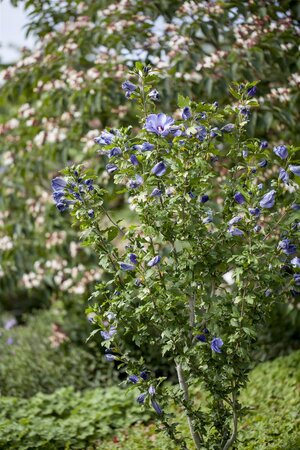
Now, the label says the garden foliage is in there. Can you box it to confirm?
[0,309,117,397]
[1,347,299,449]
[0,385,150,450]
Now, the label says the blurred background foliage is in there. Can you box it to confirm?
[0,0,299,416]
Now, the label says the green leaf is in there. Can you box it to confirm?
[86,329,100,342]
[107,227,119,242]
[178,94,191,108]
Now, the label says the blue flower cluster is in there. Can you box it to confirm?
[51,173,94,213]
[127,370,162,414]
[196,328,223,353]
[119,254,161,271]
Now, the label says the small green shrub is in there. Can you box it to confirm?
[100,350,300,450]
[0,386,150,450]
[0,309,117,397]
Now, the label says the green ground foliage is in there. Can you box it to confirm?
[0,350,299,450]
[0,386,150,450]
[0,309,117,397]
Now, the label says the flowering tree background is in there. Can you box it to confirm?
[1,1,299,313]
[0,2,300,449]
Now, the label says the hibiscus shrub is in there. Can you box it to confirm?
[53,65,300,449]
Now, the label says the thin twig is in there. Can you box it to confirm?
[222,391,238,450]
[176,363,202,450]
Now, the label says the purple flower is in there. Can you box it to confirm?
[239,106,250,118]
[150,188,162,197]
[88,209,94,218]
[265,289,272,297]
[147,255,161,267]
[145,113,174,136]
[249,207,260,217]
[119,262,136,271]
[291,257,300,268]
[221,123,235,133]
[140,371,150,380]
[279,168,289,184]
[108,147,122,158]
[210,127,219,138]
[260,140,268,149]
[122,80,137,98]
[289,165,300,177]
[7,337,14,345]
[259,190,276,209]
[128,374,139,384]
[95,130,115,146]
[130,154,139,166]
[122,80,137,92]
[128,175,143,189]
[105,354,116,361]
[273,145,288,159]
[254,225,261,232]
[151,399,163,415]
[135,278,142,287]
[148,385,156,395]
[259,159,268,168]
[247,86,257,97]
[211,337,223,353]
[290,289,300,298]
[242,149,248,158]
[152,161,167,177]
[196,334,206,342]
[294,274,300,286]
[166,187,175,196]
[106,164,118,174]
[228,226,244,236]
[189,191,197,199]
[291,204,300,210]
[52,177,67,191]
[148,89,160,101]
[4,318,17,330]
[51,177,72,212]
[139,142,154,152]
[196,125,207,141]
[171,125,183,136]
[278,239,297,255]
[234,192,246,204]
[107,312,116,321]
[200,195,209,203]
[129,253,138,265]
[182,107,192,120]
[101,326,117,340]
[228,216,242,226]
[136,393,147,404]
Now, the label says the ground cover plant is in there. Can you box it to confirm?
[1,338,298,449]
[52,65,300,449]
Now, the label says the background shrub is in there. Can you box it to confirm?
[0,309,117,397]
